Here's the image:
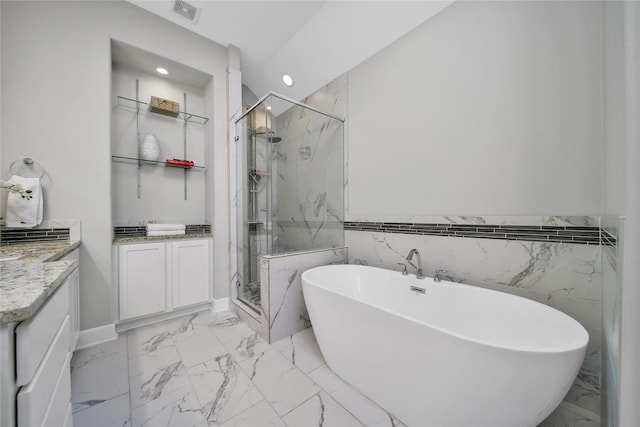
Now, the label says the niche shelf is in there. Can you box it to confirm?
[112,80,208,200]
[116,96,209,125]
[111,156,205,170]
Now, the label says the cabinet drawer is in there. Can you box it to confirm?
[41,352,72,427]
[17,315,70,427]
[16,281,70,386]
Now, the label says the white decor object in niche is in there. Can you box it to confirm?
[140,134,160,161]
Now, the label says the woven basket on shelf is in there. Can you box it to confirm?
[149,96,180,118]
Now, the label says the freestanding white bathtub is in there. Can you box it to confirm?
[302,264,588,427]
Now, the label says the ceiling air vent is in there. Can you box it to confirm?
[172,0,201,24]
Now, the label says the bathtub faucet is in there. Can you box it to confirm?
[434,269,448,282]
[406,249,425,279]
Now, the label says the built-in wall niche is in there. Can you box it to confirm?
[110,40,213,223]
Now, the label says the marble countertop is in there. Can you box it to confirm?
[113,233,212,243]
[0,240,80,324]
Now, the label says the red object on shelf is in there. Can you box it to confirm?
[251,169,270,176]
[165,158,195,168]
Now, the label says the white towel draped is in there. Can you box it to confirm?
[5,175,43,228]
[146,223,186,232]
[147,230,186,237]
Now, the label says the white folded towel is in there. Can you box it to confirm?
[146,223,186,232]
[5,175,43,228]
[147,230,186,237]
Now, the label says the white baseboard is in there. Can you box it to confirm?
[213,297,230,312]
[75,323,118,351]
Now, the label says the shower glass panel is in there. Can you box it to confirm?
[235,93,344,311]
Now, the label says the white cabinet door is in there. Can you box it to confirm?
[171,239,210,309]
[119,242,166,320]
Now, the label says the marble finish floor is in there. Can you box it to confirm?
[71,310,405,427]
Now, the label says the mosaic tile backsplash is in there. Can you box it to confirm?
[113,224,211,238]
[1,227,70,245]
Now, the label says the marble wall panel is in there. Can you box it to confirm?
[345,215,603,422]
[261,247,348,343]
[271,76,347,253]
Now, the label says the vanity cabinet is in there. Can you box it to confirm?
[118,242,166,321]
[117,239,211,323]
[7,274,76,427]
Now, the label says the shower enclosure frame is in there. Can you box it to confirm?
[232,91,345,314]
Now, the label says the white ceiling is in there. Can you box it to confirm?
[128,0,454,101]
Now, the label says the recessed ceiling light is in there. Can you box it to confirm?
[266,105,272,111]
[281,74,294,87]
[156,67,169,75]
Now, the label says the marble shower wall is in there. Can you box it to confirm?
[271,75,347,253]
[345,215,604,424]
[260,247,348,343]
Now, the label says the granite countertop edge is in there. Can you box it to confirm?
[50,240,81,260]
[1,259,78,324]
[0,240,81,324]
[113,233,212,243]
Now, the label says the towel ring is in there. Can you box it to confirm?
[9,158,45,179]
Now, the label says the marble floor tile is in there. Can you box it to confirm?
[127,318,181,358]
[71,312,405,427]
[128,344,192,408]
[198,310,241,328]
[238,349,320,416]
[73,393,132,427]
[71,334,127,369]
[71,336,130,413]
[218,400,285,427]
[211,320,271,365]
[308,364,402,427]
[282,391,364,427]
[187,353,264,424]
[173,324,229,369]
[131,387,207,427]
[170,310,240,336]
[271,327,325,374]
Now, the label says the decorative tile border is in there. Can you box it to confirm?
[113,224,212,238]
[186,224,212,234]
[1,227,71,245]
[344,221,616,246]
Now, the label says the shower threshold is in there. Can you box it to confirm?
[239,280,261,313]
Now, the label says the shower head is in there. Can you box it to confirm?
[268,136,282,143]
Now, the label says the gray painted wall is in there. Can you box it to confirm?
[1,1,230,330]
[347,1,603,218]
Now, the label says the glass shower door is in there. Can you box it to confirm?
[234,92,344,313]
[236,108,271,311]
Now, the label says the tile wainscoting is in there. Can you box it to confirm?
[345,215,611,427]
[259,247,348,343]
